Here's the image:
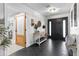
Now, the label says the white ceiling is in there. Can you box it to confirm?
[24,3,73,16]
[0,3,3,19]
[0,3,73,19]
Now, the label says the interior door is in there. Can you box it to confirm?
[16,13,26,47]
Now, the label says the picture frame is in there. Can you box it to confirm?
[74,3,77,26]
[71,10,73,27]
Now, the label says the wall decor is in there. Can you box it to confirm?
[37,21,41,27]
[34,21,41,30]
[31,19,34,26]
[74,3,77,26]
[42,25,46,29]
[71,10,73,27]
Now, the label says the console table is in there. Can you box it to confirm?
[33,31,47,46]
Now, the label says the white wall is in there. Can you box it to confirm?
[5,3,46,55]
[46,12,69,19]
[0,3,3,19]
[0,3,4,56]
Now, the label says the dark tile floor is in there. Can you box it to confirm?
[10,39,68,56]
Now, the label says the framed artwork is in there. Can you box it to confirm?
[74,3,77,26]
[8,30,13,39]
[71,10,73,27]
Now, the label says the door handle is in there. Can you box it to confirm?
[25,29,26,31]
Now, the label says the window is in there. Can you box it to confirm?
[49,21,51,36]
[63,20,66,37]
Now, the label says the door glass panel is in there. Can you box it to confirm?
[63,20,66,37]
[49,21,51,36]
[17,16,24,35]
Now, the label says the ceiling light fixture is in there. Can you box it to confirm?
[48,7,59,13]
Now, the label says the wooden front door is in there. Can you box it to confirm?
[16,13,26,47]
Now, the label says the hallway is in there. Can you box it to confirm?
[10,39,68,56]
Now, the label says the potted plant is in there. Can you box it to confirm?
[0,26,11,56]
